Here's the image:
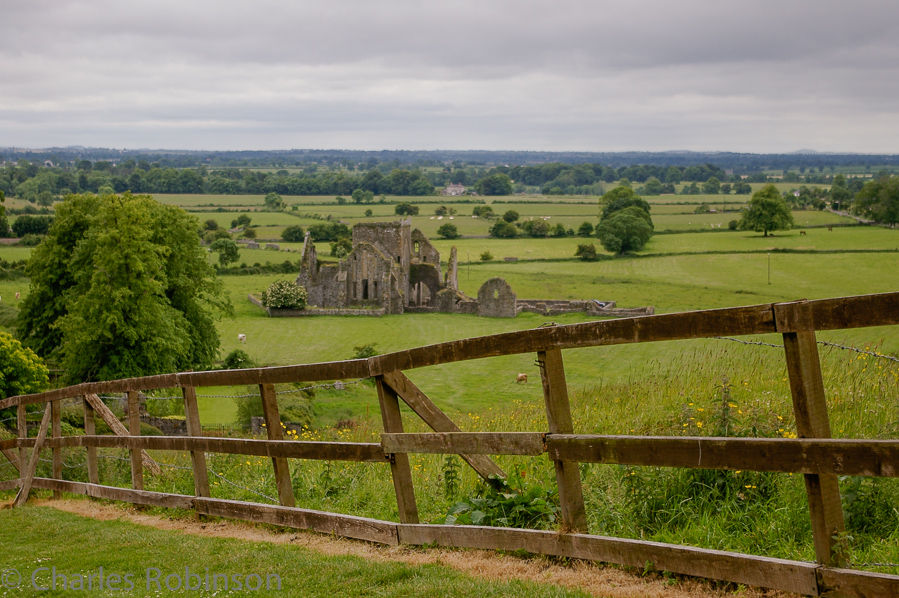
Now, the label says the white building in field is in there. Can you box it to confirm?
[442,183,466,196]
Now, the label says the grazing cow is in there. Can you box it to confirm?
[516,373,528,384]
[238,334,247,343]
[799,231,807,236]
[828,227,833,232]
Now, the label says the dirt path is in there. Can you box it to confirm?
[28,499,793,598]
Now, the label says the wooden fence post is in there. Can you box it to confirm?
[51,400,62,499]
[259,383,296,507]
[182,386,210,498]
[14,404,52,507]
[538,348,588,533]
[83,396,99,486]
[127,391,144,491]
[776,301,847,568]
[17,404,27,486]
[376,376,419,524]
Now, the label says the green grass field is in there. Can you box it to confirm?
[0,506,591,598]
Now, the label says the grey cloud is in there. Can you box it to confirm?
[1,0,898,152]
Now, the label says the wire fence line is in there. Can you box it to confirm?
[715,336,899,363]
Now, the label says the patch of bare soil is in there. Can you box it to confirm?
[36,499,794,598]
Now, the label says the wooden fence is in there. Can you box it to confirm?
[2,293,899,597]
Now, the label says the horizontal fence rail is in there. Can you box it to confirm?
[2,292,899,598]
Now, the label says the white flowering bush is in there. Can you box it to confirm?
[261,281,307,309]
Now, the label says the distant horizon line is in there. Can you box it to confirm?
[2,146,896,157]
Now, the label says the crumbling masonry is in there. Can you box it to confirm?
[295,220,652,318]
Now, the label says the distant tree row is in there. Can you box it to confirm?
[0,161,437,201]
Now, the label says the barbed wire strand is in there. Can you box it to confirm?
[716,336,899,362]
[817,340,899,363]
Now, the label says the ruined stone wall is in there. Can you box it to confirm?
[444,247,458,291]
[436,288,476,314]
[344,243,399,312]
[409,263,441,307]
[411,229,441,268]
[142,416,187,436]
[477,278,517,318]
[352,221,409,263]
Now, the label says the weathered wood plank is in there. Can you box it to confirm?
[82,396,99,485]
[817,567,899,597]
[397,525,820,596]
[381,432,544,456]
[539,348,588,533]
[0,361,370,411]
[381,371,506,481]
[127,391,144,491]
[181,386,210,498]
[30,478,195,509]
[376,376,419,524]
[193,497,399,545]
[84,394,161,475]
[778,300,847,568]
[43,436,386,462]
[51,399,62,499]
[260,383,296,507]
[0,479,19,492]
[17,404,26,483]
[181,359,371,388]
[797,292,899,333]
[547,436,899,477]
[14,403,52,507]
[369,303,777,375]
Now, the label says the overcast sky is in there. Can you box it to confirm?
[2,1,898,154]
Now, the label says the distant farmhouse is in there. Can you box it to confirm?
[288,220,653,319]
[442,183,466,196]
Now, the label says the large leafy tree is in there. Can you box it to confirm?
[854,175,899,226]
[600,186,652,220]
[18,192,231,383]
[738,184,794,237]
[0,191,10,237]
[596,212,653,254]
[476,173,513,196]
[596,187,654,254]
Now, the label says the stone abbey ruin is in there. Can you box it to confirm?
[285,220,652,318]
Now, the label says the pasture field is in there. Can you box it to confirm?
[200,242,899,423]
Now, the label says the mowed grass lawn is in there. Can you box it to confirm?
[0,506,590,598]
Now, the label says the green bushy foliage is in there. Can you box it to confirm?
[443,471,559,529]
[222,348,257,370]
[261,281,307,310]
[575,243,597,261]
